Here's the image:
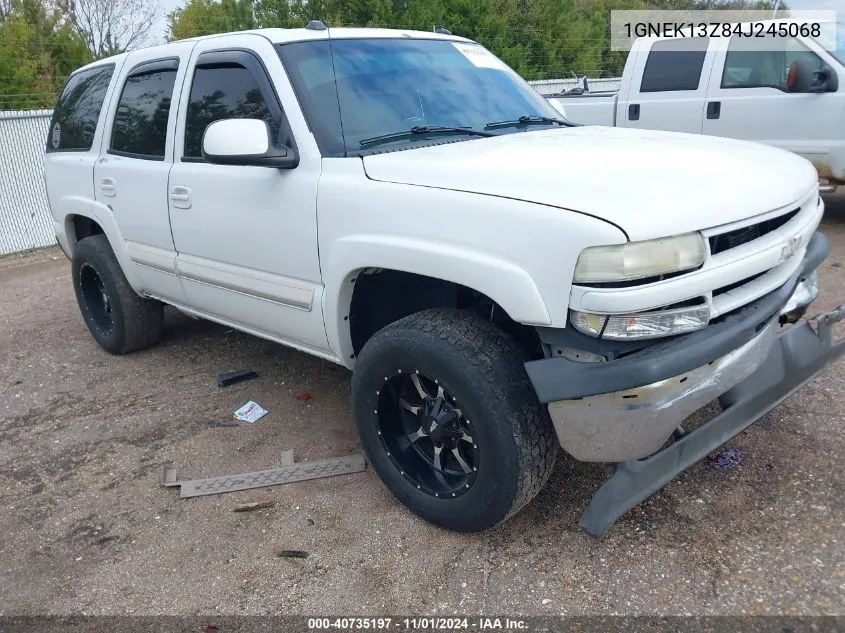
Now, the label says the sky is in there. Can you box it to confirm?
[149,0,842,44]
[151,0,183,44]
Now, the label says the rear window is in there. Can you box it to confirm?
[47,64,115,152]
[640,38,709,92]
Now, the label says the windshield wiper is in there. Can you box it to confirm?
[359,125,494,149]
[485,115,579,130]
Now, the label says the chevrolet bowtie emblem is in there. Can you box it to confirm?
[781,235,802,262]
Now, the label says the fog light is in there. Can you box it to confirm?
[571,305,710,340]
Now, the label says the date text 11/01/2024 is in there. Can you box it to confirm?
[307,618,528,630]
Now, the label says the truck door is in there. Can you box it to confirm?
[702,33,840,178]
[93,43,196,304]
[618,37,715,133]
[167,34,330,355]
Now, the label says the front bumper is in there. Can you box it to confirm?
[525,231,835,462]
[581,304,845,538]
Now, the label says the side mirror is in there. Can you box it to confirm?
[202,118,298,169]
[787,58,839,94]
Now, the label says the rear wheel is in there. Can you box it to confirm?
[352,308,557,531]
[72,235,163,354]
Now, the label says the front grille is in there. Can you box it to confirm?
[709,208,799,256]
[712,271,766,297]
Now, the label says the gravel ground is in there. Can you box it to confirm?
[1,196,844,617]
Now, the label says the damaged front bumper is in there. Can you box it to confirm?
[524,231,845,537]
[581,304,844,538]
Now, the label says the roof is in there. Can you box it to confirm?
[71,27,473,76]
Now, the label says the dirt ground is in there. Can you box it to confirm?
[1,196,844,617]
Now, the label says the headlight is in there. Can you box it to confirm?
[573,233,706,284]
[571,304,710,340]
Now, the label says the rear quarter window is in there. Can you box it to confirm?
[640,38,709,92]
[47,64,115,152]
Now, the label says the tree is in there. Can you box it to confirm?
[168,0,255,39]
[166,0,791,79]
[0,0,91,108]
[56,0,161,57]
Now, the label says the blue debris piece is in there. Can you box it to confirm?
[709,447,742,470]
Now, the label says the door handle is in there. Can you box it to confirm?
[706,101,721,119]
[169,185,192,209]
[628,103,640,121]
[99,177,116,197]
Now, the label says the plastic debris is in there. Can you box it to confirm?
[296,391,312,401]
[233,401,268,423]
[278,550,310,559]
[218,369,258,388]
[233,500,275,512]
[709,447,742,470]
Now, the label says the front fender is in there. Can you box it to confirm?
[325,234,552,362]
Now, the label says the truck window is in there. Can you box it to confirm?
[721,36,826,91]
[46,64,114,153]
[640,38,710,92]
[183,62,279,160]
[110,61,179,160]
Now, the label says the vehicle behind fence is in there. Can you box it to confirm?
[0,110,55,256]
[0,78,621,257]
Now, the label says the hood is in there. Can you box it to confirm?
[362,126,819,241]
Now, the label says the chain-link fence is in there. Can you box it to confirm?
[0,109,56,256]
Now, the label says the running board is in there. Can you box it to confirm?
[162,451,367,498]
[580,306,845,539]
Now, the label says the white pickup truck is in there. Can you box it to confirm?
[549,21,845,192]
[44,24,844,538]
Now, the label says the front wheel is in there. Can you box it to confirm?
[352,309,557,532]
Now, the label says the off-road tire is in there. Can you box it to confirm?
[352,308,558,531]
[71,235,163,354]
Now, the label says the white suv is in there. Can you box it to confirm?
[44,25,844,538]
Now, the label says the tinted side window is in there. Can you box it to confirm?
[640,38,709,93]
[111,67,178,159]
[184,63,279,159]
[47,64,114,152]
[721,36,826,91]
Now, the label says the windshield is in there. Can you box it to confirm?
[832,24,845,66]
[277,38,563,156]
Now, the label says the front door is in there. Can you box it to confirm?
[703,34,840,175]
[167,36,328,354]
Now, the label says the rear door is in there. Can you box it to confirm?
[44,62,119,246]
[94,43,196,303]
[619,37,715,133]
[702,33,840,172]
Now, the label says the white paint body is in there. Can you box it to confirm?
[44,28,823,372]
[549,23,845,188]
